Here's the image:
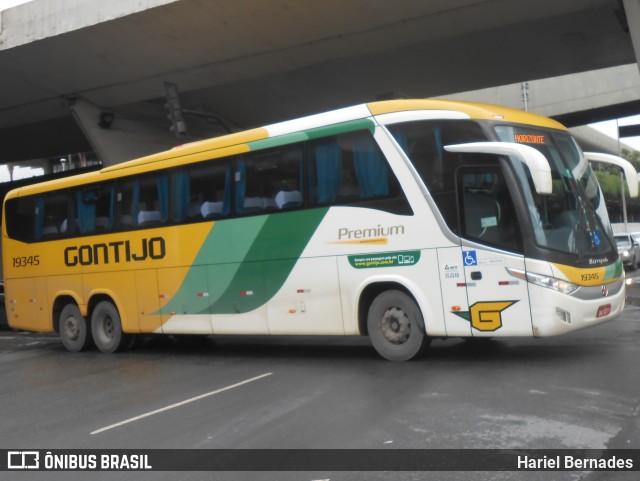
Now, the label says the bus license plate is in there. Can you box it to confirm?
[597,304,611,318]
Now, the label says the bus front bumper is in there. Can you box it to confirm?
[528,277,626,337]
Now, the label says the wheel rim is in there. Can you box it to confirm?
[380,306,411,345]
[98,314,115,342]
[63,316,80,341]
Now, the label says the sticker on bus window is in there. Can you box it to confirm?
[481,216,498,228]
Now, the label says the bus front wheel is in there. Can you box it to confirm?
[59,304,93,352]
[91,301,133,353]
[367,290,430,361]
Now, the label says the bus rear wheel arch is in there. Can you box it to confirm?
[90,300,135,353]
[364,287,430,361]
[58,303,93,352]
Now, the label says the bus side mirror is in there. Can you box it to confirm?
[583,152,639,198]
[444,142,553,195]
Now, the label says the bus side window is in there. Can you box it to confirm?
[71,184,115,235]
[309,130,411,215]
[117,173,168,229]
[5,196,38,243]
[117,177,139,228]
[37,191,68,241]
[95,184,115,232]
[387,120,487,230]
[235,145,303,215]
[175,160,231,222]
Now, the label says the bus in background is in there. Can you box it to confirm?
[2,99,637,361]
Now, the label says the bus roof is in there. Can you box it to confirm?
[4,99,567,199]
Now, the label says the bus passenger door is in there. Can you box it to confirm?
[438,247,472,337]
[457,167,534,337]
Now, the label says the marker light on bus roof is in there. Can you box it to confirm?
[506,268,579,295]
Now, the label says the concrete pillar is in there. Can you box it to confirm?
[68,97,180,167]
[624,0,640,73]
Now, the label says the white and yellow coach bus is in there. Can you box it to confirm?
[2,99,637,360]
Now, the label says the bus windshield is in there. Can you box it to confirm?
[494,126,614,259]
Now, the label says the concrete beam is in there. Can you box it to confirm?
[439,64,640,125]
[68,98,179,167]
[0,0,180,50]
[623,0,640,71]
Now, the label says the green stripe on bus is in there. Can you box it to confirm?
[210,208,328,313]
[304,119,375,140]
[157,208,329,316]
[247,119,375,151]
[248,132,308,151]
[604,258,623,280]
[156,216,266,316]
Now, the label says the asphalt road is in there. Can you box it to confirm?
[0,302,639,481]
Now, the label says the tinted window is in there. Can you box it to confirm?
[457,167,522,253]
[387,120,487,228]
[235,144,303,215]
[117,173,169,229]
[70,183,115,235]
[172,160,231,222]
[308,130,411,215]
[5,128,415,243]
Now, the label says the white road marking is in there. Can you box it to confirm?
[91,372,273,435]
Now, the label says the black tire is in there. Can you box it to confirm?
[367,290,430,361]
[59,304,93,352]
[91,301,133,353]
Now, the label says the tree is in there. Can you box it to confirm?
[621,147,640,171]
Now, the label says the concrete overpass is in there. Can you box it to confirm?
[440,63,640,154]
[2,0,640,167]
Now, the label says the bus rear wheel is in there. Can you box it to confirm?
[91,301,133,353]
[367,290,430,361]
[59,304,93,352]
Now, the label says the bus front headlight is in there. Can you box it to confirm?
[506,268,579,295]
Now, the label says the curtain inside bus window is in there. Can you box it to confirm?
[171,170,190,222]
[433,127,443,173]
[122,179,141,227]
[235,160,246,213]
[223,166,231,216]
[34,196,45,240]
[353,138,389,198]
[106,186,115,230]
[132,180,140,226]
[315,139,342,204]
[156,174,169,222]
[76,190,96,233]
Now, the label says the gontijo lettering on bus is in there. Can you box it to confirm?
[64,237,166,266]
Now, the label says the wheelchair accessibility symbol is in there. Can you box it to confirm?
[463,250,477,266]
